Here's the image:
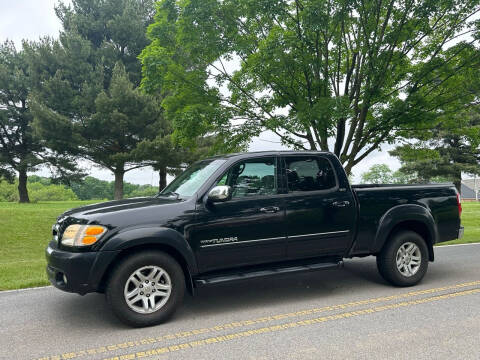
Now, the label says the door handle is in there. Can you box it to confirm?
[260,206,280,213]
[332,201,350,208]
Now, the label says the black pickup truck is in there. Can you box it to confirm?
[46,151,463,327]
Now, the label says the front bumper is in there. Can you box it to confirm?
[46,241,98,295]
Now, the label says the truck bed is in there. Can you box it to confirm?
[350,183,460,255]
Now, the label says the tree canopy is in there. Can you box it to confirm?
[0,175,159,202]
[391,107,480,191]
[29,0,171,199]
[359,163,450,184]
[0,41,79,202]
[133,134,219,190]
[141,0,480,174]
[69,176,158,200]
[360,164,395,184]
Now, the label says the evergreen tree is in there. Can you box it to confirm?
[0,41,78,202]
[30,0,164,199]
[391,108,480,191]
[134,134,219,191]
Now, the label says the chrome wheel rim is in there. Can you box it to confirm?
[396,242,421,277]
[124,265,172,314]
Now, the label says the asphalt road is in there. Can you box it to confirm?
[1,244,480,360]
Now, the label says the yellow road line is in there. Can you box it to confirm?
[102,287,480,360]
[36,280,480,360]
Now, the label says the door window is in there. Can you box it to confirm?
[217,157,277,198]
[285,156,336,192]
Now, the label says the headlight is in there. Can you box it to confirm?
[61,224,107,247]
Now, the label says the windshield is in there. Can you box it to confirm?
[159,159,226,197]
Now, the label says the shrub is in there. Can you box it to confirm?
[127,186,158,198]
[0,179,78,202]
[29,185,78,202]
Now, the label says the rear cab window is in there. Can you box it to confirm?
[284,156,337,192]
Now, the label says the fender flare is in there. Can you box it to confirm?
[89,226,198,292]
[372,204,437,259]
[101,226,197,272]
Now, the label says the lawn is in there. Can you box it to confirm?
[0,200,478,291]
[0,201,98,290]
[436,202,480,246]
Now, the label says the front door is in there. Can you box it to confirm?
[283,155,356,259]
[192,156,286,272]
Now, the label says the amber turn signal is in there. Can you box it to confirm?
[82,236,98,245]
[86,226,106,236]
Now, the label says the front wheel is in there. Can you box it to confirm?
[106,251,185,327]
[376,230,429,287]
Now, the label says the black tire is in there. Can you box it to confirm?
[106,251,185,327]
[376,230,429,287]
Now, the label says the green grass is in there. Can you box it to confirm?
[0,200,478,291]
[435,202,480,246]
[0,201,99,290]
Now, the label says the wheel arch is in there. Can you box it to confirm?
[373,205,437,262]
[94,226,197,295]
[98,243,195,295]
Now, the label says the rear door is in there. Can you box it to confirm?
[192,156,287,272]
[283,154,356,259]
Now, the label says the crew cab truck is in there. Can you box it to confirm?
[46,151,463,327]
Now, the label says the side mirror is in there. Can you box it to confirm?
[207,185,232,203]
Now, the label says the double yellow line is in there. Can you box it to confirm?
[37,280,480,360]
[103,287,480,360]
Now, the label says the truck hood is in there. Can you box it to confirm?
[57,196,193,230]
[60,197,181,218]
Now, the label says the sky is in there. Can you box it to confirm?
[0,0,400,185]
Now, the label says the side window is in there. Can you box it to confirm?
[217,157,277,198]
[285,156,336,192]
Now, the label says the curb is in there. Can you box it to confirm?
[0,285,52,294]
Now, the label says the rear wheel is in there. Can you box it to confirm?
[106,251,185,327]
[376,230,429,287]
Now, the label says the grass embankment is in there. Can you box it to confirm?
[0,201,98,290]
[0,201,478,291]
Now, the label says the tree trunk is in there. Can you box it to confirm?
[18,169,30,203]
[344,162,353,177]
[114,169,125,200]
[159,166,167,191]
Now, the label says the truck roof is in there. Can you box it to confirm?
[203,150,334,161]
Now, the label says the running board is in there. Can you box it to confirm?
[194,260,343,287]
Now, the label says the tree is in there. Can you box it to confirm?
[33,61,164,199]
[134,133,220,191]
[29,0,164,199]
[133,128,183,191]
[89,63,163,199]
[390,107,480,191]
[360,163,451,184]
[0,41,79,202]
[0,177,78,202]
[141,0,480,174]
[361,164,393,184]
[390,169,416,184]
[69,175,158,200]
[70,176,113,200]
